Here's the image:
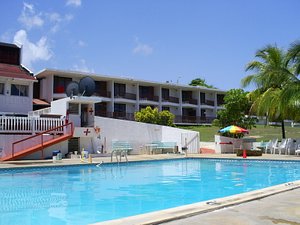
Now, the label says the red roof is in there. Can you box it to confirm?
[0,63,35,80]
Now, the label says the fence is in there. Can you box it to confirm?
[0,116,64,134]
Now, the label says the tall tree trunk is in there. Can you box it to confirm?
[281,120,286,139]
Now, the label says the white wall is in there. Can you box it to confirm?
[40,75,53,103]
[50,98,68,116]
[0,78,33,113]
[94,116,199,154]
[0,134,68,160]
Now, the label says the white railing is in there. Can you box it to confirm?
[0,116,64,134]
[28,107,51,117]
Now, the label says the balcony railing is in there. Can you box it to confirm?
[114,92,136,100]
[162,96,179,103]
[201,100,215,106]
[174,116,216,124]
[139,95,159,102]
[95,111,216,124]
[94,91,111,98]
[217,101,225,106]
[112,112,135,121]
[182,98,198,105]
[95,111,135,121]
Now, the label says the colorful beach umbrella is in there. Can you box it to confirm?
[219,125,249,134]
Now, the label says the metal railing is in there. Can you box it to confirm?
[201,100,215,106]
[182,98,198,105]
[114,92,136,100]
[11,122,73,160]
[175,116,216,124]
[94,91,111,98]
[139,95,159,102]
[162,96,179,103]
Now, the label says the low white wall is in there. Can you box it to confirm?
[94,116,199,154]
[215,135,253,154]
[0,134,68,160]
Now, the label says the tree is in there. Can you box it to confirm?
[189,78,215,88]
[134,106,175,126]
[241,44,295,139]
[281,41,300,122]
[216,89,255,138]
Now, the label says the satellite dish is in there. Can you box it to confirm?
[66,81,79,98]
[79,77,95,96]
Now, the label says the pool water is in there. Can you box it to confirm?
[0,158,299,225]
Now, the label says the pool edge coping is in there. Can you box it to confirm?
[91,179,300,225]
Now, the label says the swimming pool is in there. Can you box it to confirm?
[0,158,299,225]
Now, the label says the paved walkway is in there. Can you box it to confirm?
[162,188,300,225]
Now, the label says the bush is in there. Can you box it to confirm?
[212,119,220,127]
[134,106,175,126]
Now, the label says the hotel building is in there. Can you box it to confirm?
[35,69,225,124]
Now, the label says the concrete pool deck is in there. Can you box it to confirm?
[1,153,300,225]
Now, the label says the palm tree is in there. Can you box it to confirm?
[287,40,300,75]
[281,41,300,121]
[241,45,295,139]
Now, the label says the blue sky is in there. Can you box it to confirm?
[1,0,299,90]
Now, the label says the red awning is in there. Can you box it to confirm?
[33,98,50,105]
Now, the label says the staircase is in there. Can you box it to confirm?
[1,122,74,161]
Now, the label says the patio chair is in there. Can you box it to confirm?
[273,139,286,154]
[285,139,295,155]
[295,144,300,156]
[265,139,277,154]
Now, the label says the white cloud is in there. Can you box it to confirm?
[13,30,52,69]
[73,59,94,73]
[18,2,44,30]
[46,13,74,33]
[66,0,82,7]
[133,38,153,56]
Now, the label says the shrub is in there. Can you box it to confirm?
[134,106,175,126]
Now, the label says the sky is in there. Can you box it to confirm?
[1,0,300,91]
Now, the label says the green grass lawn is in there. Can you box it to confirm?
[178,125,300,142]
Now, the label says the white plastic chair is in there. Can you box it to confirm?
[265,139,277,154]
[270,139,279,154]
[295,144,300,156]
[276,139,291,154]
[286,139,295,155]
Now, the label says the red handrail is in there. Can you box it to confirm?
[11,122,74,158]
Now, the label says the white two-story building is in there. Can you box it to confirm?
[35,69,225,125]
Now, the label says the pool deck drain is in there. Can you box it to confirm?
[1,153,300,225]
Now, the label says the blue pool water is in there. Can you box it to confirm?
[0,158,299,225]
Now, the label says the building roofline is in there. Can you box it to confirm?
[0,42,20,49]
[35,68,227,93]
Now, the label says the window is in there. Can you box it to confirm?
[11,84,28,96]
[68,103,79,114]
[162,88,169,100]
[95,102,107,116]
[139,86,154,98]
[200,92,206,103]
[182,91,192,100]
[0,83,4,94]
[114,83,126,97]
[53,76,72,93]
[114,103,126,112]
